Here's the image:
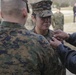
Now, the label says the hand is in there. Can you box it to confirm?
[50,37,62,48]
[53,29,69,40]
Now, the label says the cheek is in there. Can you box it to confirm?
[36,19,43,25]
[36,22,43,28]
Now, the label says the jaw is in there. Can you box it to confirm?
[41,24,50,30]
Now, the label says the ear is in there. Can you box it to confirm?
[31,15,36,23]
[22,8,28,18]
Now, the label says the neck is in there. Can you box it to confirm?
[3,16,25,25]
[35,26,48,36]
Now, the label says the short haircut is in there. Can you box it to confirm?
[1,0,26,17]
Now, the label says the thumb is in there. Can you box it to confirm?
[50,40,54,44]
[53,34,60,38]
[50,37,56,44]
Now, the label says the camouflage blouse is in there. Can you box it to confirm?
[0,21,62,75]
[31,28,66,75]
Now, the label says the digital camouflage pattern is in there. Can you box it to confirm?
[31,0,65,74]
[31,28,66,75]
[0,21,62,75]
[51,12,64,31]
[31,0,52,17]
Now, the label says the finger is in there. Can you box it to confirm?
[52,37,57,41]
[54,29,62,34]
[53,34,61,39]
[54,29,61,32]
[50,40,54,45]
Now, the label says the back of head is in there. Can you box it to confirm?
[1,0,27,18]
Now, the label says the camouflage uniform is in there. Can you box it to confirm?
[32,28,66,75]
[51,7,64,31]
[31,0,66,75]
[0,21,64,75]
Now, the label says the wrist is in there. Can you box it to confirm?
[57,44,63,50]
[65,34,70,40]
[65,34,71,42]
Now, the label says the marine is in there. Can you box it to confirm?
[0,0,62,75]
[31,0,66,75]
[52,6,64,31]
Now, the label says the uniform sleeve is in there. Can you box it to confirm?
[57,44,76,74]
[66,33,76,46]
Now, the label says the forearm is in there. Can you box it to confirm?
[66,33,76,46]
[57,44,76,74]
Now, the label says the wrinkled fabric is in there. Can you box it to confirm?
[0,21,62,75]
[31,28,66,75]
[57,44,76,74]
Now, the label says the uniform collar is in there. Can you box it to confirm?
[1,21,24,29]
[32,26,50,36]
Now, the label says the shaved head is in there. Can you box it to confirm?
[1,0,27,17]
